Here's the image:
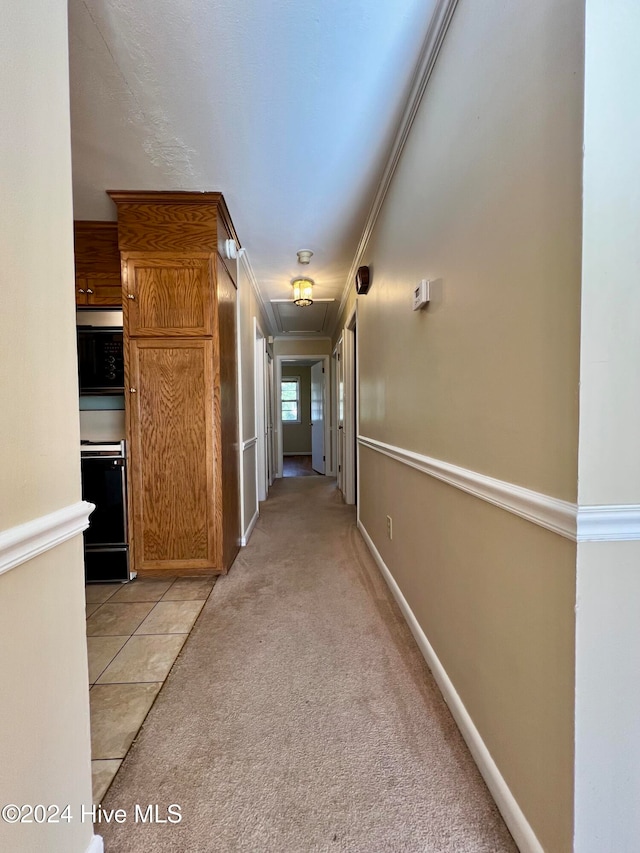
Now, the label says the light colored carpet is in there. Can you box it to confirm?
[100,477,517,852]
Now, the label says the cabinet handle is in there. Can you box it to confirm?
[127,294,136,300]
[86,289,94,294]
[130,388,137,393]
[78,288,86,294]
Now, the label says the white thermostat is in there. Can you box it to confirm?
[412,279,430,310]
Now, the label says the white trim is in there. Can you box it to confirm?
[336,0,460,327]
[273,335,332,342]
[358,521,544,853]
[275,354,331,479]
[576,505,640,541]
[235,254,247,552]
[359,434,576,540]
[243,436,258,451]
[359,434,640,543]
[0,501,94,578]
[241,507,259,546]
[85,836,104,853]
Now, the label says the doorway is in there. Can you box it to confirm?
[275,355,331,478]
[334,306,357,504]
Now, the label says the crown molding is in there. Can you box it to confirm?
[238,248,276,336]
[335,0,460,329]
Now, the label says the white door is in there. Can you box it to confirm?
[255,334,268,501]
[311,361,325,474]
[335,340,344,492]
[266,353,275,486]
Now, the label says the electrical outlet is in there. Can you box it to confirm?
[386,515,393,540]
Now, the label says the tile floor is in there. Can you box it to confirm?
[85,575,217,802]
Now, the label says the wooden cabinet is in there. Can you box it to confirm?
[122,255,213,336]
[74,222,121,307]
[109,191,240,576]
[128,339,218,571]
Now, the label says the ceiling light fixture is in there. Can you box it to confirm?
[292,276,314,306]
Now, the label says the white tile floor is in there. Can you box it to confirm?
[86,575,217,802]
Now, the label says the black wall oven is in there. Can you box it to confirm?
[81,441,132,583]
[77,327,124,394]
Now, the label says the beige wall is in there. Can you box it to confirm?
[0,3,94,852]
[282,366,312,454]
[353,0,584,849]
[273,338,332,358]
[358,0,583,502]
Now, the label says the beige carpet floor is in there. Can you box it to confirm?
[100,477,517,852]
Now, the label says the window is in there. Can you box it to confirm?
[281,378,300,423]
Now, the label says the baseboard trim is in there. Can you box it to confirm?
[358,520,543,853]
[283,452,312,457]
[241,508,259,546]
[85,835,104,853]
[0,500,94,578]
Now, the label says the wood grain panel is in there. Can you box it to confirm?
[86,275,122,306]
[128,339,219,572]
[74,221,120,275]
[109,192,220,253]
[217,257,241,569]
[124,256,213,337]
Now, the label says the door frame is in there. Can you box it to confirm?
[342,305,357,505]
[254,318,269,502]
[275,354,331,478]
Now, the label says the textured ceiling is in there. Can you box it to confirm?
[68,0,437,336]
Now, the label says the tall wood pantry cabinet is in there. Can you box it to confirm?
[108,191,240,576]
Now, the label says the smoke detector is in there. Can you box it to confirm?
[296,250,313,265]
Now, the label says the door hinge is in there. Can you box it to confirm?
[323,455,325,461]
[322,367,325,373]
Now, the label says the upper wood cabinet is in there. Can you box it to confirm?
[74,221,121,307]
[123,255,213,337]
[108,191,241,577]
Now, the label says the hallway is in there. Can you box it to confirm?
[99,478,515,852]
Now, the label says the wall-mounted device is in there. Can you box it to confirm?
[355,265,371,295]
[412,279,430,311]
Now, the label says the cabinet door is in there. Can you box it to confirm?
[75,277,88,305]
[123,255,213,337]
[86,276,122,307]
[128,338,220,572]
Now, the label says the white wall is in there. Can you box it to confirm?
[237,251,270,542]
[0,2,94,852]
[574,3,640,850]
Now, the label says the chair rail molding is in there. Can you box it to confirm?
[242,436,258,451]
[0,501,94,577]
[359,435,640,543]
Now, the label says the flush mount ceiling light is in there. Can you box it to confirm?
[292,276,314,306]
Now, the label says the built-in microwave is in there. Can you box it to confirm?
[77,327,124,394]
